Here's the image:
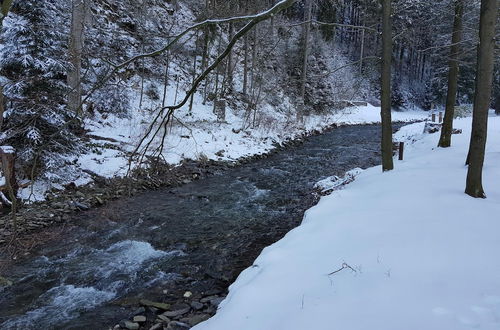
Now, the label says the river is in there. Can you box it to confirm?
[0,124,400,329]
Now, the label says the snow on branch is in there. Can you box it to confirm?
[0,146,15,154]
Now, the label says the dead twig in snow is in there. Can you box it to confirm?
[327,262,357,276]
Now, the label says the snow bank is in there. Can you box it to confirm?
[195,113,500,330]
[80,102,427,177]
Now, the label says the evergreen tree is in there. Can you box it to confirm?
[0,0,78,174]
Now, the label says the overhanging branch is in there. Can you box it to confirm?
[128,0,299,164]
[81,0,298,111]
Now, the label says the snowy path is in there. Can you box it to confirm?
[195,114,500,330]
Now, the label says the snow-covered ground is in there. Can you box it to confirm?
[194,112,500,330]
[79,100,427,178]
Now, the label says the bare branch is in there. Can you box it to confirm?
[128,0,299,163]
[81,0,298,112]
[288,19,378,33]
[419,39,476,53]
[328,262,357,276]
[309,56,380,79]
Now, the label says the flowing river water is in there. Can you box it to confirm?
[0,124,401,329]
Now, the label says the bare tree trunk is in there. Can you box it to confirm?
[174,75,180,104]
[201,27,210,103]
[0,1,12,127]
[299,0,312,108]
[359,22,366,74]
[250,27,259,94]
[399,47,406,75]
[420,54,427,81]
[68,0,89,115]
[138,3,146,109]
[213,34,223,114]
[438,0,464,148]
[226,22,235,92]
[161,53,170,107]
[242,0,250,95]
[380,0,393,171]
[1,147,18,226]
[189,36,199,114]
[465,0,498,198]
[0,85,4,131]
[243,33,249,95]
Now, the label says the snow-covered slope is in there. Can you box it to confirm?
[194,113,500,330]
[79,103,427,177]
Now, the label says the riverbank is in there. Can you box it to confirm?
[194,114,500,330]
[0,106,427,249]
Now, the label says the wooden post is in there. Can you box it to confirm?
[439,111,443,123]
[398,142,404,160]
[0,146,17,211]
[432,113,436,122]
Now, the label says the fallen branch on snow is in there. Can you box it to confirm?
[328,262,357,276]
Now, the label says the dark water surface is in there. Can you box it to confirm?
[0,124,396,329]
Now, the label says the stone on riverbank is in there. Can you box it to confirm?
[162,303,190,318]
[139,299,171,310]
[132,315,146,323]
[166,321,190,329]
[120,320,139,330]
[181,313,211,326]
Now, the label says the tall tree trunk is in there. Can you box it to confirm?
[201,27,210,104]
[420,54,427,81]
[398,45,404,76]
[359,18,366,74]
[189,34,199,114]
[250,27,259,94]
[243,33,249,95]
[0,0,13,102]
[380,0,393,171]
[465,0,498,198]
[226,22,234,92]
[213,33,223,114]
[438,0,464,148]
[0,85,4,131]
[0,0,14,219]
[242,0,250,95]
[68,0,89,115]
[161,53,170,107]
[299,0,312,110]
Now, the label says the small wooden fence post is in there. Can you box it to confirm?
[398,142,404,160]
[0,146,17,208]
[439,112,443,123]
[431,113,436,122]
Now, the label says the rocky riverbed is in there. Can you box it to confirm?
[0,124,340,249]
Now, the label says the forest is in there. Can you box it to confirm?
[0,0,499,329]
